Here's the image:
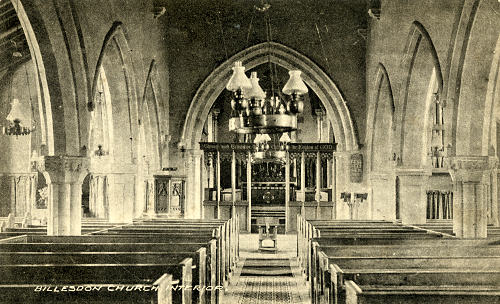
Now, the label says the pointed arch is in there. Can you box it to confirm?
[141,60,162,168]
[180,42,358,152]
[397,21,444,167]
[366,63,395,172]
[90,21,139,163]
[13,0,55,154]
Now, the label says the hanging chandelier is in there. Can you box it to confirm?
[2,98,33,136]
[225,1,308,135]
[226,62,307,134]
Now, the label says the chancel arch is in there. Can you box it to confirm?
[181,42,358,225]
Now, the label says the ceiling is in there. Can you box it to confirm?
[0,0,30,74]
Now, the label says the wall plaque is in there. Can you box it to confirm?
[350,153,363,183]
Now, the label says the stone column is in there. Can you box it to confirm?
[246,152,252,232]
[186,149,203,219]
[285,152,290,232]
[331,154,336,219]
[395,168,430,225]
[315,151,321,218]
[39,156,89,236]
[369,171,396,221]
[0,173,37,218]
[334,152,351,220]
[447,156,497,238]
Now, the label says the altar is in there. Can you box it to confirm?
[201,142,337,232]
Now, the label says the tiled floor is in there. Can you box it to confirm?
[221,233,310,304]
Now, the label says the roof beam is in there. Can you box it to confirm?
[0,24,21,40]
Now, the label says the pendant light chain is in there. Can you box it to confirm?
[265,9,275,101]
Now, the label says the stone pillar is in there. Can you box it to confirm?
[369,172,396,221]
[186,150,203,219]
[246,152,252,232]
[395,169,430,225]
[447,156,497,238]
[216,151,221,219]
[285,152,290,232]
[0,173,37,218]
[331,154,336,219]
[39,156,89,236]
[334,152,351,219]
[489,169,499,226]
[231,150,236,218]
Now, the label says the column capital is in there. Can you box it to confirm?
[37,156,90,184]
[395,168,432,177]
[446,156,498,182]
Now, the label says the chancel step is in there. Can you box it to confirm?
[240,257,293,276]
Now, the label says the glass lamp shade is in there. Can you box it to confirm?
[261,133,271,142]
[244,72,266,100]
[6,99,28,123]
[226,61,252,92]
[279,132,291,143]
[254,134,263,143]
[282,70,308,95]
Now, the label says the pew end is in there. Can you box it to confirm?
[154,273,173,304]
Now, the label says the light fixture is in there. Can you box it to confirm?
[225,2,308,135]
[226,62,307,135]
[2,98,33,136]
[252,132,291,162]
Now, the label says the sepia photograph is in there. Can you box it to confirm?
[0,0,499,303]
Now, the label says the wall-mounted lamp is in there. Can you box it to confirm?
[354,193,368,203]
[340,192,351,202]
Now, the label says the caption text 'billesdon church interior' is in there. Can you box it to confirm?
[0,0,499,303]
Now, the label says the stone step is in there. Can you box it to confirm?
[243,258,290,267]
[240,267,293,276]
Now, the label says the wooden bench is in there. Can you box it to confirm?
[299,215,500,304]
[0,262,191,304]
[329,266,500,304]
[0,237,217,304]
[0,217,240,304]
[345,280,500,304]
[1,251,205,303]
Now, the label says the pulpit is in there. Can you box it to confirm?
[258,217,278,252]
[154,175,185,217]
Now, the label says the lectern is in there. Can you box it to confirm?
[258,216,278,252]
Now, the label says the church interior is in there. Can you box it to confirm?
[0,0,499,303]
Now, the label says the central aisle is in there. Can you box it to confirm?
[221,234,310,304]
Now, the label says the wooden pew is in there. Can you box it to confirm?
[0,234,219,304]
[313,241,500,304]
[298,214,500,304]
[0,216,239,304]
[344,280,500,304]
[327,263,500,304]
[0,251,205,304]
[0,262,191,304]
